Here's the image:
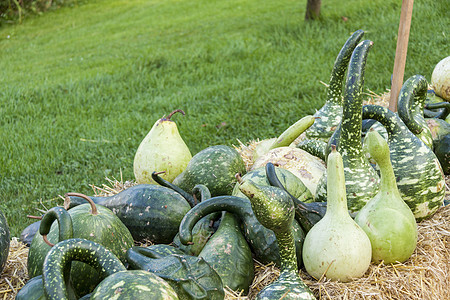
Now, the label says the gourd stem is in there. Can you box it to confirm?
[166,109,185,120]
[64,193,98,215]
[152,171,196,207]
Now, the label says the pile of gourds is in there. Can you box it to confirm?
[4,30,448,300]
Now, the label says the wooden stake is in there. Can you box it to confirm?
[389,0,414,112]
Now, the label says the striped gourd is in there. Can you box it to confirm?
[398,75,433,149]
[315,40,380,213]
[362,104,445,220]
[305,29,364,141]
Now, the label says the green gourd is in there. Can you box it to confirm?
[66,184,192,243]
[126,246,225,300]
[362,105,445,220]
[198,212,254,295]
[134,109,192,184]
[397,75,433,149]
[28,194,134,296]
[0,209,10,274]
[15,275,47,300]
[305,29,365,141]
[173,145,247,197]
[178,195,305,267]
[302,147,372,282]
[315,40,380,214]
[296,138,327,162]
[433,134,450,174]
[354,131,418,264]
[238,178,315,300]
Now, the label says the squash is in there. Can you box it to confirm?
[238,176,315,299]
[315,40,380,214]
[355,131,417,264]
[126,246,225,299]
[397,75,433,149]
[66,184,192,243]
[305,29,365,141]
[173,145,247,197]
[28,194,134,296]
[178,195,305,267]
[362,105,445,220]
[302,146,372,282]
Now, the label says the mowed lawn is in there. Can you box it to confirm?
[0,0,448,236]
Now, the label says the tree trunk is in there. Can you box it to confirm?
[305,0,322,21]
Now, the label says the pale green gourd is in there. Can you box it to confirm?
[134,109,192,184]
[302,147,371,282]
[354,131,418,264]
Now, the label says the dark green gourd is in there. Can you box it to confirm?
[173,145,247,197]
[198,212,254,295]
[178,195,305,267]
[0,209,10,275]
[28,194,134,296]
[397,75,433,149]
[126,246,225,300]
[362,105,445,220]
[15,275,47,300]
[66,184,192,243]
[238,179,315,299]
[296,139,327,162]
[305,29,365,141]
[315,40,380,213]
[355,131,417,264]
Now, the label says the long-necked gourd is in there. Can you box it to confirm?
[354,131,417,264]
[178,195,305,267]
[302,147,372,282]
[126,246,224,299]
[362,104,445,220]
[134,109,192,184]
[315,40,380,214]
[66,184,192,243]
[304,30,364,141]
[41,238,179,300]
[28,194,135,296]
[397,75,433,149]
[238,178,316,299]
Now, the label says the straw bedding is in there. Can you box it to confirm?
[1,90,449,299]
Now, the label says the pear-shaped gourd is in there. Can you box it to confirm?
[302,147,372,282]
[238,179,315,300]
[355,131,418,264]
[134,109,192,184]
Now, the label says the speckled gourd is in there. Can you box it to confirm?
[126,246,225,299]
[0,209,10,275]
[315,40,380,213]
[302,147,372,282]
[397,75,434,149]
[134,109,192,184]
[362,104,445,220]
[238,178,315,299]
[354,131,418,264]
[178,195,305,267]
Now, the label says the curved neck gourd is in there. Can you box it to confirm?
[362,104,445,220]
[397,75,433,148]
[306,29,364,140]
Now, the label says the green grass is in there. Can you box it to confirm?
[0,0,448,237]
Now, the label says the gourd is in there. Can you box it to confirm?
[431,56,450,101]
[126,246,225,299]
[66,184,192,243]
[178,195,305,267]
[397,75,433,149]
[20,219,41,247]
[362,105,445,220]
[305,29,365,141]
[433,134,450,175]
[173,145,247,197]
[237,177,315,300]
[15,275,47,300]
[198,212,254,295]
[315,40,380,214]
[134,109,192,184]
[425,101,450,120]
[0,209,10,274]
[231,166,313,203]
[354,131,418,264]
[296,138,327,162]
[252,147,326,197]
[302,146,372,282]
[28,194,135,296]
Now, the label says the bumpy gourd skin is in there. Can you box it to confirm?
[355,131,417,264]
